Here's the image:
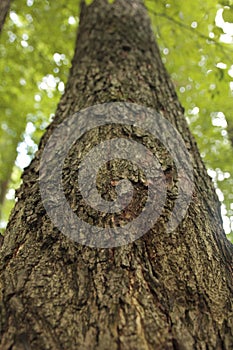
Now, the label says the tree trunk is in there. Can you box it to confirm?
[0,0,233,349]
[0,0,10,33]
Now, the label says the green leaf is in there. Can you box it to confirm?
[85,0,94,5]
[213,26,224,37]
[219,0,232,5]
[85,0,115,4]
[222,6,233,23]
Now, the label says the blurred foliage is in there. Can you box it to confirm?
[0,0,233,243]
[146,0,233,242]
[85,0,115,4]
[0,0,79,227]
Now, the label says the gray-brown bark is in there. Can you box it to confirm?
[0,0,10,33]
[0,0,233,349]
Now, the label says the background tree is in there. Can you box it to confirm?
[0,0,233,349]
[0,0,10,33]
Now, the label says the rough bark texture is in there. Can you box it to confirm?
[0,0,233,349]
[0,0,10,33]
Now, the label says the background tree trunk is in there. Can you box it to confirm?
[0,0,233,349]
[0,0,10,33]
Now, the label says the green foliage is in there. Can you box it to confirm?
[85,0,115,5]
[0,0,77,231]
[222,6,233,22]
[145,0,233,242]
[219,0,233,6]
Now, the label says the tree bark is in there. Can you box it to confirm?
[0,0,233,349]
[0,0,10,33]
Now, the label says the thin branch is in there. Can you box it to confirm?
[148,9,233,60]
